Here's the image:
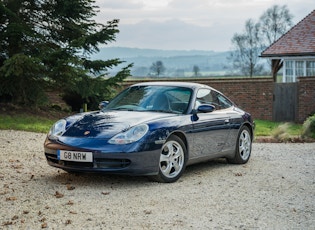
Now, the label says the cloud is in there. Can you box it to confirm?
[95,0,315,51]
[96,0,143,10]
[111,19,236,51]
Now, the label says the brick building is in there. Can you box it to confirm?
[260,10,315,122]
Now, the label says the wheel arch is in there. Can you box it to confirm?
[227,122,253,164]
[241,122,254,140]
[150,131,188,183]
[168,131,188,152]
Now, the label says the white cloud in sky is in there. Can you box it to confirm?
[94,0,315,51]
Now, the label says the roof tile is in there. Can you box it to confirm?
[261,10,315,57]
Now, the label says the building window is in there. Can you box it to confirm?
[306,61,315,76]
[295,61,304,77]
[284,60,294,82]
[283,60,315,82]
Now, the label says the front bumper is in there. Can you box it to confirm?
[44,137,161,176]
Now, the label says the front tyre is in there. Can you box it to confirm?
[151,135,187,183]
[228,126,252,164]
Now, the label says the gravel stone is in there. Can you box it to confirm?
[0,130,314,229]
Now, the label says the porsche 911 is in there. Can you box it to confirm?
[44,82,254,183]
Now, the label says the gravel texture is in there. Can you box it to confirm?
[0,130,314,229]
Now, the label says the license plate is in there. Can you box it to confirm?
[57,150,93,162]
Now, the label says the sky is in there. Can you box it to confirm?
[94,0,315,52]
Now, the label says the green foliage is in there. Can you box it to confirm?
[254,120,302,137]
[0,0,132,107]
[254,120,279,136]
[63,63,133,111]
[0,54,47,105]
[302,114,315,139]
[0,115,55,133]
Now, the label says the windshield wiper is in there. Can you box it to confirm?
[149,109,174,114]
[110,108,135,111]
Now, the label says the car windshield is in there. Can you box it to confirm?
[104,85,192,114]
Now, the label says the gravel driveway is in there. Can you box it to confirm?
[0,130,314,229]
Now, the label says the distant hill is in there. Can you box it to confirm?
[92,47,231,77]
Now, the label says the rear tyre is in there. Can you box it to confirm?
[227,126,252,164]
[150,135,187,183]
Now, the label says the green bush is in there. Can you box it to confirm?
[302,114,315,139]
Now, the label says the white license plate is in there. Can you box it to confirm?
[57,150,93,162]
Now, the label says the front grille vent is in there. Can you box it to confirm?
[45,153,130,169]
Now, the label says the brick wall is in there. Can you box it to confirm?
[123,77,315,123]
[200,78,274,121]
[297,77,315,123]
[45,77,314,122]
[123,78,274,121]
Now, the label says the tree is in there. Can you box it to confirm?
[150,61,166,76]
[228,5,293,77]
[0,0,132,106]
[259,5,293,48]
[229,19,264,77]
[193,65,200,77]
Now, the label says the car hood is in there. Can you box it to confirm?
[62,110,176,139]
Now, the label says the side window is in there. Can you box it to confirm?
[195,89,212,108]
[196,88,233,110]
[217,94,233,109]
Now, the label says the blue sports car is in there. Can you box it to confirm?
[44,82,254,183]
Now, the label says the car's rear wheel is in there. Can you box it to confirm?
[151,135,187,183]
[228,126,252,164]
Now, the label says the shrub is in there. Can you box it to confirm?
[272,123,291,141]
[302,114,315,139]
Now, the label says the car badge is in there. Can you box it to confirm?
[84,131,90,135]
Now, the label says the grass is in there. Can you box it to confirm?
[0,115,304,138]
[0,115,56,133]
[254,120,302,137]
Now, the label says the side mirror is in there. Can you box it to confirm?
[99,101,109,109]
[191,104,215,121]
[197,104,215,113]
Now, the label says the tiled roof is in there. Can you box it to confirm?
[261,10,315,57]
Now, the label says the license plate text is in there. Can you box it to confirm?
[58,150,93,162]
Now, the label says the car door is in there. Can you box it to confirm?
[189,88,231,159]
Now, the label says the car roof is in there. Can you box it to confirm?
[131,81,213,90]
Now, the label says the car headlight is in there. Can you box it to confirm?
[108,124,149,144]
[49,119,67,138]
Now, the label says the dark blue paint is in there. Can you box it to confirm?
[44,82,254,176]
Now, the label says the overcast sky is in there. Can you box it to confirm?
[94,0,315,51]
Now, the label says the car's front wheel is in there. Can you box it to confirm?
[151,135,187,183]
[228,126,252,164]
